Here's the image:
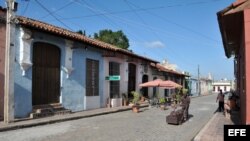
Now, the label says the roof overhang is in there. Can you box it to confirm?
[217,0,250,58]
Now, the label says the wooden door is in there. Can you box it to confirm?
[128,63,136,98]
[142,75,148,98]
[32,42,61,105]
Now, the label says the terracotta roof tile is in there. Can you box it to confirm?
[16,16,158,63]
[150,63,188,76]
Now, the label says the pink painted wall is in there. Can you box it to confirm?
[244,9,250,124]
[0,8,6,120]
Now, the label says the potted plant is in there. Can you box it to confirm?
[122,93,128,106]
[159,98,166,110]
[131,91,140,113]
[140,95,145,102]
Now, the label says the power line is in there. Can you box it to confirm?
[73,0,177,68]
[123,0,147,25]
[75,0,120,30]
[21,0,30,16]
[162,0,224,8]
[34,0,73,30]
[126,0,220,43]
[39,0,75,19]
[46,6,164,21]
[122,0,192,67]
[83,3,208,68]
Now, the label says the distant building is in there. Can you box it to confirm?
[187,74,212,96]
[200,77,213,95]
[188,78,198,96]
[212,80,232,93]
[161,59,177,71]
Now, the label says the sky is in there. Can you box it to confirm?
[0,0,235,80]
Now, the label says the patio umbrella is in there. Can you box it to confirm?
[139,79,163,87]
[139,79,182,89]
[159,80,183,89]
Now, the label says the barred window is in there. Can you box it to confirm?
[109,62,120,98]
[86,59,99,96]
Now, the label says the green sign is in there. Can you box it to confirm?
[105,75,120,81]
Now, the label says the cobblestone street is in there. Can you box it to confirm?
[0,94,218,141]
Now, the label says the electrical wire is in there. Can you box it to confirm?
[39,0,75,19]
[34,0,73,30]
[20,0,30,16]
[77,0,199,69]
[126,0,220,43]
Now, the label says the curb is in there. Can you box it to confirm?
[193,112,219,141]
[0,105,148,132]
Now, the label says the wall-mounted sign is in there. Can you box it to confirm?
[105,75,120,81]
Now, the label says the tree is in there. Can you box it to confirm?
[94,29,129,50]
[76,30,86,36]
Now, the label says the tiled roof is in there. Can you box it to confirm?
[219,0,250,15]
[150,63,188,77]
[16,16,158,63]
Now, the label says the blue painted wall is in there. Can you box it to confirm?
[14,26,104,118]
[189,79,198,97]
[14,27,32,118]
[62,46,104,112]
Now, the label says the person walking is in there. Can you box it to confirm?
[181,92,190,121]
[216,89,224,112]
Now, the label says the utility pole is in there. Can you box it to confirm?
[4,0,16,123]
[198,65,201,96]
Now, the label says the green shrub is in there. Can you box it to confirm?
[159,98,166,104]
[131,91,140,105]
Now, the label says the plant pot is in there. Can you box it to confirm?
[160,104,166,110]
[140,96,145,102]
[123,100,129,106]
[132,105,140,113]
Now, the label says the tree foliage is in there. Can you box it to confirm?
[94,29,129,50]
[77,30,86,36]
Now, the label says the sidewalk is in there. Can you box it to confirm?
[0,104,148,132]
[193,110,240,141]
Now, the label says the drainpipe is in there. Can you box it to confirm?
[4,0,17,123]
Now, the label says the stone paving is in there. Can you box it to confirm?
[194,110,240,141]
[0,94,218,141]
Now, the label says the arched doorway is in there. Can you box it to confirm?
[128,63,136,98]
[141,75,148,98]
[32,42,61,105]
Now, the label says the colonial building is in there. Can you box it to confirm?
[149,63,188,98]
[217,0,250,124]
[103,49,156,107]
[0,13,158,120]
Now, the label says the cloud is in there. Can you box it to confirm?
[144,41,165,48]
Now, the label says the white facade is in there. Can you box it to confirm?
[212,81,232,93]
[103,57,148,107]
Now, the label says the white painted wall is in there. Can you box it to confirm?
[84,96,100,110]
[213,85,231,93]
[103,57,127,107]
[103,57,161,106]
